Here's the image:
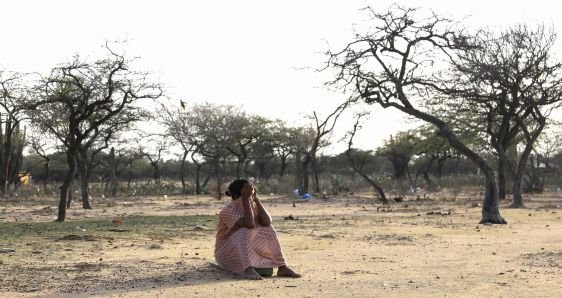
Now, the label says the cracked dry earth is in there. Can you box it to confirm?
[1,192,561,297]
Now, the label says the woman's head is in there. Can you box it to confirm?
[225,178,252,200]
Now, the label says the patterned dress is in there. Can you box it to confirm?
[214,199,286,275]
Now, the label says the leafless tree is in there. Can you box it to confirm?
[0,71,28,196]
[270,121,294,178]
[169,103,237,199]
[308,101,351,193]
[441,25,562,208]
[28,47,162,222]
[345,112,388,203]
[226,115,270,179]
[524,128,562,193]
[325,5,506,223]
[289,126,315,194]
[28,127,57,192]
[138,135,167,181]
[160,102,238,196]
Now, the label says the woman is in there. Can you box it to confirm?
[214,179,301,280]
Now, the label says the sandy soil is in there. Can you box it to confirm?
[1,192,561,297]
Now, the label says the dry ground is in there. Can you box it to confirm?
[0,191,561,297]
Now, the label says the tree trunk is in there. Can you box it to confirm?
[311,156,320,193]
[437,155,448,178]
[510,136,538,208]
[215,158,222,199]
[406,166,414,192]
[127,168,133,190]
[294,151,302,194]
[346,149,388,204]
[191,151,202,195]
[75,151,92,210]
[302,154,310,194]
[202,174,211,189]
[57,150,76,222]
[279,156,287,178]
[422,170,431,188]
[421,156,435,189]
[152,162,159,180]
[66,183,73,209]
[180,150,188,194]
[0,119,13,197]
[506,145,517,195]
[363,173,388,204]
[80,172,92,209]
[511,172,524,208]
[194,163,202,195]
[480,168,505,224]
[392,106,506,224]
[497,157,507,200]
[109,147,117,197]
[43,160,50,193]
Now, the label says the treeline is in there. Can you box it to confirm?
[3,6,562,224]
[21,133,480,194]
[22,117,562,200]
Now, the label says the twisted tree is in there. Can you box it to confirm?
[325,5,506,223]
[345,112,388,203]
[28,47,161,221]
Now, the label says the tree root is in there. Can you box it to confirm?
[479,214,507,224]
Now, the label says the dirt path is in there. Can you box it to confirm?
[1,193,561,297]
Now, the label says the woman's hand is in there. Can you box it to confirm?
[252,187,272,226]
[251,185,259,201]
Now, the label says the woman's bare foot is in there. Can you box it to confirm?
[277,266,301,278]
[242,267,263,280]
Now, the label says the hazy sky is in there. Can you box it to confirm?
[2,0,561,154]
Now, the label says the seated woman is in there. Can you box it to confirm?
[215,179,301,280]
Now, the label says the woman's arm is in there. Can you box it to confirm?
[254,195,272,226]
[231,184,256,231]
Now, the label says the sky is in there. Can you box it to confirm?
[2,0,562,155]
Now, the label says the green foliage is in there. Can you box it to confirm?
[377,132,419,179]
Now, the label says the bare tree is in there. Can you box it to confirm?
[28,127,57,192]
[289,126,315,194]
[159,103,226,195]
[377,132,418,193]
[442,25,562,208]
[28,47,162,222]
[308,101,350,193]
[159,103,198,193]
[0,71,28,196]
[139,135,167,181]
[175,103,236,199]
[270,121,294,178]
[412,125,456,186]
[120,148,143,190]
[345,112,388,203]
[226,115,269,178]
[325,5,506,223]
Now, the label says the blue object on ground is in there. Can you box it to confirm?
[301,193,311,200]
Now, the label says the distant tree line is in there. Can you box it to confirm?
[1,6,562,225]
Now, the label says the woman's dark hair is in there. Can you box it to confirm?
[225,179,250,200]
